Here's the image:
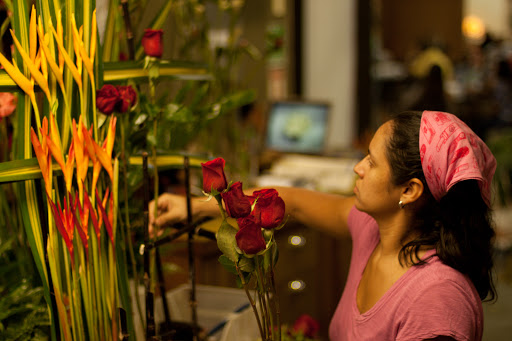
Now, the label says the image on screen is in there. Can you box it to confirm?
[265,101,329,154]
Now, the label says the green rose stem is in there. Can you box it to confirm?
[269,245,281,341]
[215,194,227,220]
[120,114,145,330]
[236,264,265,340]
[148,61,159,293]
[256,255,272,340]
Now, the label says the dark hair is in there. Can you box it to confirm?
[386,110,496,302]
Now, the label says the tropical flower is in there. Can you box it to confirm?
[141,29,164,58]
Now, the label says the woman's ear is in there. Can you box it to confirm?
[400,178,424,205]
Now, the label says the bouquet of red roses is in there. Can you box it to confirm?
[201,157,286,341]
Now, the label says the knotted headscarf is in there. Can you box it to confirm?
[419,111,496,206]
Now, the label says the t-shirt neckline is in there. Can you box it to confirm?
[353,246,437,320]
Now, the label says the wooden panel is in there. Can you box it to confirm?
[381,0,464,60]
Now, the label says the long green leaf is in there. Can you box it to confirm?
[0,61,211,91]
[0,154,206,184]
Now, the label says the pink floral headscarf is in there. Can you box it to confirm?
[419,111,496,206]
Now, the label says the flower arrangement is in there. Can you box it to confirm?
[201,157,286,341]
[281,314,320,341]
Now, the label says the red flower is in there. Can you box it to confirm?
[235,215,266,254]
[96,84,120,115]
[0,92,17,118]
[292,314,320,338]
[141,29,164,58]
[116,85,137,113]
[201,157,228,193]
[221,181,252,218]
[252,189,285,229]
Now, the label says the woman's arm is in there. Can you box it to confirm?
[269,186,354,238]
[149,186,355,238]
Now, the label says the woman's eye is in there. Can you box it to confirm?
[366,155,373,166]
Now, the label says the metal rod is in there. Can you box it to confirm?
[119,307,129,340]
[142,218,215,251]
[142,152,156,339]
[184,156,199,338]
[155,248,172,327]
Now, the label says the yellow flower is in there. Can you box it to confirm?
[10,29,51,103]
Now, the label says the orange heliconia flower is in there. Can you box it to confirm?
[30,117,52,196]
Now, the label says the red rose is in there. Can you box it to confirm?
[292,314,320,338]
[235,216,266,254]
[252,189,285,229]
[116,85,137,113]
[0,92,17,118]
[141,29,163,58]
[96,84,120,115]
[201,157,228,193]
[221,181,252,218]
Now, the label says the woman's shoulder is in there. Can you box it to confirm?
[395,257,483,340]
[406,255,482,309]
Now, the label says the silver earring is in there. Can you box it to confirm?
[398,200,405,209]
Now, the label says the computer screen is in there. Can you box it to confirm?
[265,101,330,154]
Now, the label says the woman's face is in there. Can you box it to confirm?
[353,121,402,217]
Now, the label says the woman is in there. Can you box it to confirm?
[149,110,497,340]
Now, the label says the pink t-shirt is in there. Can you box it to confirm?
[328,206,483,341]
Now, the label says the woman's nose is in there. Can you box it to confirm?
[353,159,364,177]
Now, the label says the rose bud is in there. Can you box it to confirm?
[292,314,320,338]
[141,29,164,58]
[96,84,120,115]
[116,85,137,113]
[201,157,228,194]
[235,216,266,255]
[252,188,285,229]
[221,181,252,218]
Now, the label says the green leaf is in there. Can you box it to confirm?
[216,220,239,262]
[218,254,238,275]
[238,256,255,273]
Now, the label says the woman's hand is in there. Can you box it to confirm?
[148,193,188,236]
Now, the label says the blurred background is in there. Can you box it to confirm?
[132,1,512,340]
[138,1,512,339]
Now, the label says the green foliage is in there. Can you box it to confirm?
[216,219,239,262]
[0,283,50,340]
[487,128,512,206]
[0,226,49,340]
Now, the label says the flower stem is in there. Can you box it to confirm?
[215,195,227,220]
[270,245,281,341]
[236,265,265,340]
[120,114,145,330]
[256,255,272,340]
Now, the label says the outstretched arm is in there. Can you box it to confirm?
[272,186,354,238]
[149,186,355,238]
